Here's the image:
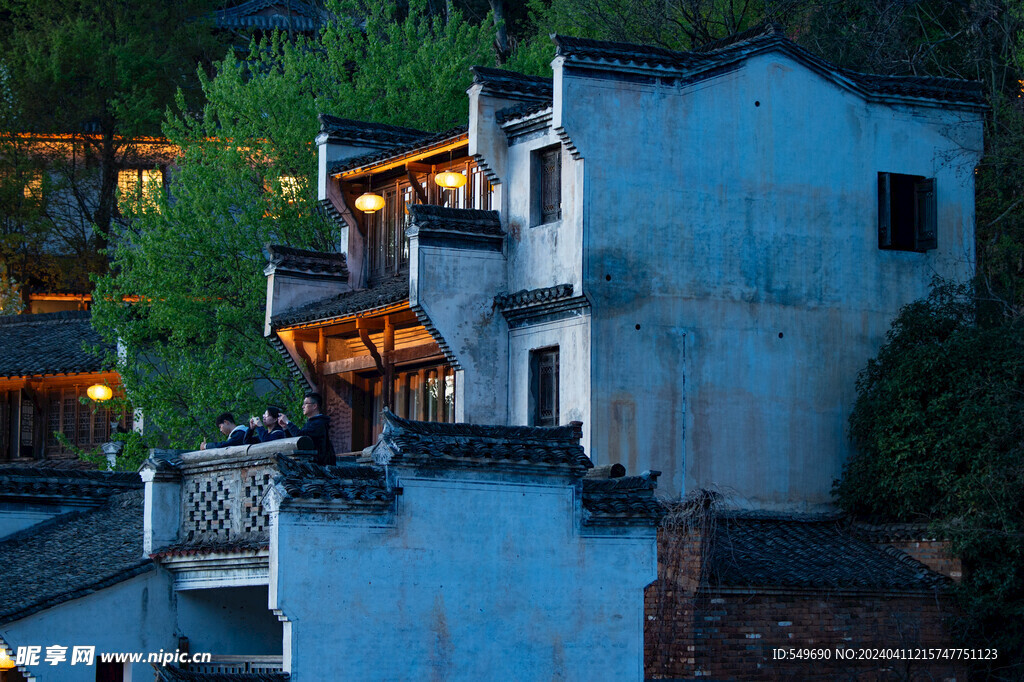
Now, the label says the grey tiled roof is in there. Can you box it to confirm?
[318,114,429,146]
[494,284,574,311]
[496,101,552,124]
[372,410,593,473]
[552,27,985,105]
[705,513,950,591]
[155,666,289,681]
[275,455,394,506]
[852,522,936,543]
[152,538,268,558]
[582,470,665,526]
[407,205,503,236]
[328,126,469,176]
[215,0,327,32]
[471,66,553,100]
[270,275,408,328]
[0,311,110,379]
[0,491,152,625]
[264,244,348,277]
[0,466,141,501]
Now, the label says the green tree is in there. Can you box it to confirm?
[837,281,1024,678]
[93,2,499,447]
[0,0,225,294]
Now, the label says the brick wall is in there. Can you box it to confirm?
[645,531,964,680]
[886,540,962,582]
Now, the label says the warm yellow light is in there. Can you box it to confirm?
[0,650,14,671]
[355,192,385,213]
[87,383,113,402]
[434,170,467,190]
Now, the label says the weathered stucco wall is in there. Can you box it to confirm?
[175,586,282,657]
[0,571,177,681]
[552,52,982,506]
[270,472,656,680]
[410,240,508,425]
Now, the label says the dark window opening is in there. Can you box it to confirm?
[532,146,562,226]
[530,347,559,427]
[878,172,937,252]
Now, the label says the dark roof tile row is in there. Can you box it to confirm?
[471,66,553,100]
[275,455,393,504]
[705,513,950,591]
[494,284,574,312]
[264,244,348,277]
[408,205,503,236]
[270,274,409,328]
[0,491,152,625]
[0,311,110,379]
[317,114,429,146]
[155,666,289,682]
[328,126,469,176]
[371,410,592,472]
[0,467,142,500]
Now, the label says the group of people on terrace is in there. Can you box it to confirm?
[199,392,336,465]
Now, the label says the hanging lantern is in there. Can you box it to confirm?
[87,383,113,402]
[434,170,467,190]
[0,650,15,671]
[355,192,385,213]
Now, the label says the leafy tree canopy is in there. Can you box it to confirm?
[837,281,1024,676]
[93,0,500,448]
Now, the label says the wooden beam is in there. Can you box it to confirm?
[407,170,428,204]
[356,317,386,331]
[321,343,442,376]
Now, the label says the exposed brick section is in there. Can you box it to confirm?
[886,540,963,582]
[645,527,965,680]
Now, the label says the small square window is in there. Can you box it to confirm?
[878,172,936,251]
[530,347,559,427]
[532,145,562,226]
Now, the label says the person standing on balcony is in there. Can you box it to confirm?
[279,392,336,466]
[200,413,249,450]
[246,406,288,443]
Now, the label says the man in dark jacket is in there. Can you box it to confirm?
[279,392,336,466]
[200,413,248,450]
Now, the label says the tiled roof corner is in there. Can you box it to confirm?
[0,491,152,626]
[851,521,938,543]
[407,205,503,237]
[471,66,553,101]
[372,410,592,474]
[705,513,951,592]
[268,335,314,392]
[329,126,469,176]
[582,470,665,526]
[274,455,394,507]
[694,21,786,52]
[0,311,111,379]
[270,275,409,328]
[152,538,268,559]
[317,114,430,146]
[264,244,349,278]
[155,664,290,681]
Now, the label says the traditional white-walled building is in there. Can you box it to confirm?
[0,25,984,681]
[268,25,985,509]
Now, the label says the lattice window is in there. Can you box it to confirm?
[242,471,272,534]
[536,146,562,225]
[530,347,560,427]
[186,476,232,542]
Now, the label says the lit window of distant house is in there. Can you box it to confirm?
[118,168,163,212]
[279,175,302,203]
[23,172,43,201]
[878,172,936,252]
[530,347,559,427]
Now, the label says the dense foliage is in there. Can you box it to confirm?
[837,282,1024,677]
[0,0,225,292]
